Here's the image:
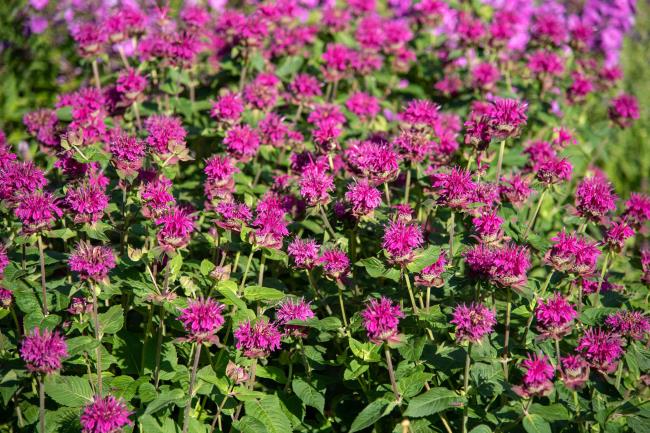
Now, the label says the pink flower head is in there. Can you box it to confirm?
[319,248,350,280]
[109,130,145,176]
[290,74,322,102]
[609,93,639,128]
[464,116,493,151]
[575,176,617,221]
[322,43,354,81]
[287,238,320,270]
[23,109,59,147]
[224,125,260,162]
[215,201,251,232]
[69,241,116,282]
[577,328,624,373]
[0,160,46,201]
[382,220,423,265]
[400,99,439,127]
[345,180,382,218]
[346,140,400,185]
[0,245,8,277]
[624,193,650,228]
[464,242,530,288]
[65,179,109,225]
[244,73,281,110]
[234,319,282,358]
[451,303,496,344]
[488,98,528,140]
[528,50,564,77]
[211,92,244,123]
[20,328,68,374]
[156,206,195,251]
[415,252,447,288]
[472,211,504,242]
[346,92,380,119]
[116,69,147,101]
[276,298,315,336]
[605,220,635,252]
[514,353,555,398]
[179,298,225,343]
[80,395,133,433]
[430,167,476,209]
[299,163,334,206]
[499,174,532,207]
[204,155,238,201]
[251,194,289,249]
[140,176,175,219]
[546,230,601,275]
[535,293,578,340]
[145,115,187,155]
[72,22,107,57]
[68,297,92,315]
[15,190,63,233]
[561,355,590,390]
[537,157,573,185]
[361,297,404,344]
[472,62,500,91]
[606,310,650,340]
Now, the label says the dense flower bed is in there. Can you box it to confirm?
[1,1,649,433]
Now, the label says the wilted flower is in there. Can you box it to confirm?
[451,303,496,344]
[234,319,282,358]
[0,287,12,308]
[80,395,132,433]
[361,297,404,344]
[20,328,68,374]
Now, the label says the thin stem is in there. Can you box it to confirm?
[384,182,391,204]
[404,272,419,314]
[318,206,337,239]
[239,249,256,292]
[495,139,506,184]
[182,344,202,433]
[258,254,266,287]
[91,59,102,90]
[307,270,333,315]
[521,271,554,345]
[448,211,455,257]
[133,101,142,130]
[503,288,512,383]
[37,236,48,316]
[426,286,431,312]
[384,345,401,402]
[209,386,233,433]
[462,343,472,433]
[298,337,312,378]
[10,306,21,337]
[403,166,411,204]
[39,374,45,433]
[523,188,548,239]
[594,253,610,308]
[336,280,349,328]
[90,282,103,395]
[153,305,167,390]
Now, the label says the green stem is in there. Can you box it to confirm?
[523,188,548,239]
[298,337,312,378]
[495,139,506,184]
[404,272,419,314]
[462,344,472,433]
[307,270,333,315]
[318,206,337,239]
[448,211,455,257]
[521,271,554,345]
[182,343,202,433]
[258,254,266,287]
[384,182,391,204]
[239,249,256,292]
[403,166,411,204]
[384,345,401,402]
[90,282,103,395]
[594,253,610,308]
[503,288,512,383]
[91,59,101,90]
[336,280,349,328]
[39,374,45,433]
[37,236,48,316]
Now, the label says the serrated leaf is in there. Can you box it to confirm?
[244,395,292,433]
[144,388,185,415]
[236,416,269,433]
[469,425,492,433]
[243,286,285,302]
[350,398,396,433]
[407,245,441,273]
[404,387,465,418]
[523,414,552,433]
[348,338,381,362]
[44,376,93,407]
[97,305,124,335]
[292,378,325,415]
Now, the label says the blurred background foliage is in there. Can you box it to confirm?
[1,0,648,197]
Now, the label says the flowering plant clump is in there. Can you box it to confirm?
[0,1,650,433]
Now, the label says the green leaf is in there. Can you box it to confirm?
[44,376,94,407]
[292,378,325,415]
[244,395,292,433]
[348,338,382,362]
[217,280,247,310]
[276,56,304,79]
[350,398,396,433]
[144,388,185,415]
[169,254,183,281]
[529,403,571,422]
[469,425,493,433]
[98,305,124,335]
[404,387,466,418]
[243,286,285,302]
[523,414,552,433]
[358,258,401,282]
[407,245,441,273]
[236,416,269,433]
[398,372,433,398]
[200,259,215,276]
